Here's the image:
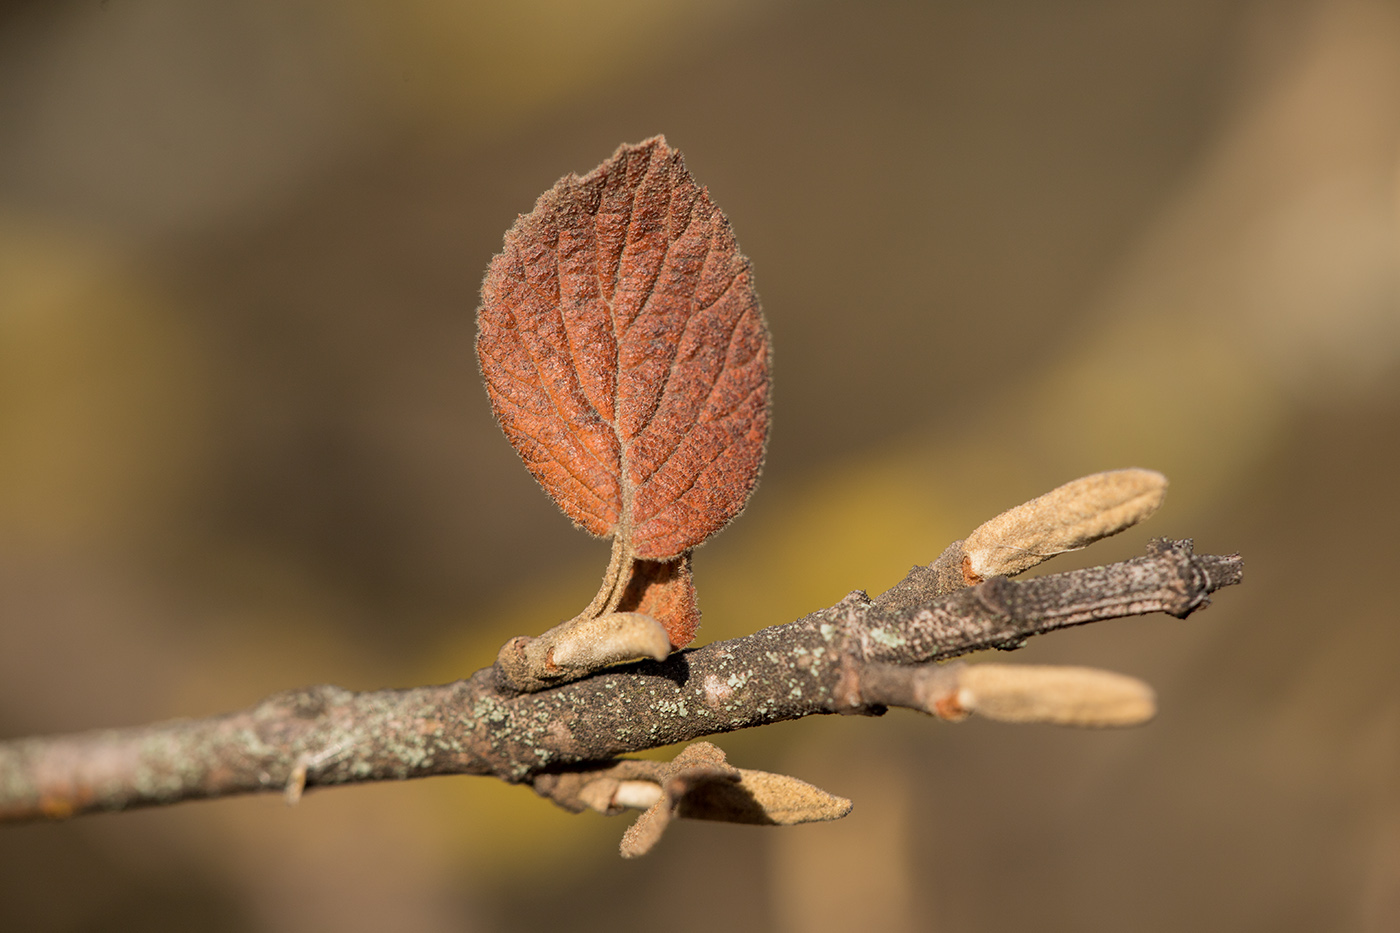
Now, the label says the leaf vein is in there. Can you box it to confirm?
[630,293,751,490]
[493,258,618,496]
[634,193,711,441]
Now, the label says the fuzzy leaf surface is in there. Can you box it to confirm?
[477,137,770,560]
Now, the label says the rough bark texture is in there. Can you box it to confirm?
[0,539,1240,821]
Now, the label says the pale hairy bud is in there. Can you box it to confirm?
[951,664,1157,727]
[608,742,853,857]
[584,769,851,827]
[545,612,671,670]
[962,468,1168,581]
[723,769,853,825]
[497,611,671,692]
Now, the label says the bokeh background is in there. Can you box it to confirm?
[2,0,1398,929]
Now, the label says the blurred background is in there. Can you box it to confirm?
[1,0,1398,929]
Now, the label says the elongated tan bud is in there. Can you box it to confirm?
[602,770,851,825]
[546,611,671,670]
[498,612,671,691]
[953,664,1156,727]
[963,468,1167,581]
[689,769,853,825]
[612,743,854,857]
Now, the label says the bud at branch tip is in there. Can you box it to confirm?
[963,468,1167,581]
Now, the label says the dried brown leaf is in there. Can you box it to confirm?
[477,136,771,568]
[613,552,699,647]
[478,137,769,653]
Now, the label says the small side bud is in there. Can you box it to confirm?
[955,664,1157,727]
[963,468,1168,581]
[547,612,671,670]
[283,740,350,805]
[716,769,853,825]
[284,759,309,806]
[497,612,671,692]
[616,742,852,857]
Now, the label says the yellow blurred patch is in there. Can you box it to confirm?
[338,0,760,132]
[0,221,209,546]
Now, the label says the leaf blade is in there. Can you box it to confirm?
[478,137,770,559]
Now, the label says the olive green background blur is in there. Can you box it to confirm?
[2,0,1398,930]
